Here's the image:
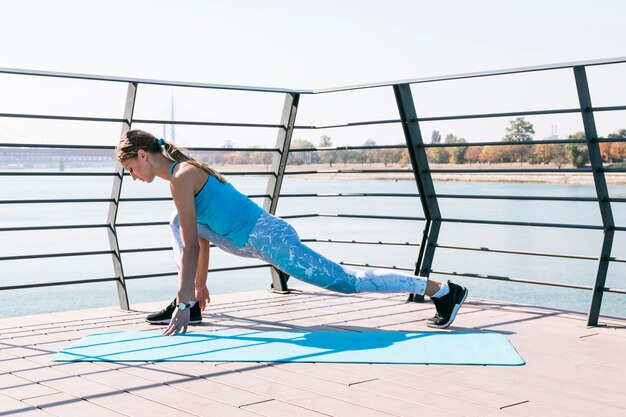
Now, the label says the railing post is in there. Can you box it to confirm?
[393,84,442,302]
[573,66,615,326]
[108,82,138,310]
[263,92,300,293]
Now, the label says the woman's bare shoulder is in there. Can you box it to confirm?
[170,162,207,192]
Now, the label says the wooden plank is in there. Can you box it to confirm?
[0,392,54,416]
[79,370,260,417]
[162,361,396,417]
[382,364,626,416]
[241,399,330,417]
[94,361,271,408]
[328,362,525,408]
[218,362,456,417]
[0,372,59,401]
[23,392,127,417]
[354,378,515,417]
[271,362,378,386]
[17,366,192,417]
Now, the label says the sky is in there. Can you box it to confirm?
[0,0,625,147]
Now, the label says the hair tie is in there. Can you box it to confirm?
[157,138,164,147]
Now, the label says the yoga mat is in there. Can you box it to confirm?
[52,330,525,366]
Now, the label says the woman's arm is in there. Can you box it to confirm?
[163,170,199,336]
[195,237,211,310]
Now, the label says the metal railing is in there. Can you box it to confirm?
[1,56,625,325]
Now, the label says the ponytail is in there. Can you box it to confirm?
[162,141,227,183]
[117,129,227,183]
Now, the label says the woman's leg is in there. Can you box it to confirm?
[244,212,428,295]
[169,211,254,271]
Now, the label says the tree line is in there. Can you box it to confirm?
[198,118,626,168]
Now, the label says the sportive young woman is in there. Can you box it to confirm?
[116,130,468,336]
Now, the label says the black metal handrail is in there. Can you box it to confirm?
[1,56,625,326]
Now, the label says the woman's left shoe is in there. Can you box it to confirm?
[426,281,468,329]
[146,298,203,325]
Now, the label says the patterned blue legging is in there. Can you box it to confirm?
[170,211,427,295]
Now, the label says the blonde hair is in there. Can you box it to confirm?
[116,129,226,183]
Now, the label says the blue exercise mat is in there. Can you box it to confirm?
[52,330,524,366]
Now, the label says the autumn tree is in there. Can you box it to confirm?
[604,129,626,162]
[464,146,483,165]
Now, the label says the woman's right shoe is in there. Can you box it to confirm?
[426,281,468,329]
[146,298,203,324]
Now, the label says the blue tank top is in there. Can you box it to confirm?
[170,162,263,247]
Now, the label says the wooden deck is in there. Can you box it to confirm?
[1,286,624,417]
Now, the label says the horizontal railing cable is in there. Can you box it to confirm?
[185,146,279,153]
[287,144,406,152]
[429,168,593,174]
[0,142,115,150]
[0,198,115,204]
[119,194,271,203]
[295,119,400,130]
[416,107,580,122]
[434,243,598,261]
[0,112,126,123]
[279,213,426,222]
[115,221,168,228]
[279,192,419,198]
[338,261,413,272]
[597,136,626,143]
[121,171,276,177]
[284,169,413,175]
[0,172,119,177]
[0,249,115,262]
[434,194,598,202]
[124,263,270,281]
[424,138,587,148]
[430,269,594,291]
[0,277,120,291]
[441,217,604,230]
[132,118,285,129]
[0,223,110,233]
[301,238,420,247]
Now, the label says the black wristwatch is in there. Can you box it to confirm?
[177,302,192,311]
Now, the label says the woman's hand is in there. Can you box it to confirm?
[163,306,190,336]
[195,285,211,311]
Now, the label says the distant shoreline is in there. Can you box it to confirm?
[216,162,626,185]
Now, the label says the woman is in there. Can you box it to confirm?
[116,130,468,336]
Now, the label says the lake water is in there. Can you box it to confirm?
[1,169,624,319]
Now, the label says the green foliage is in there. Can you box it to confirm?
[608,129,626,138]
[565,143,590,168]
[504,117,535,141]
[445,134,467,164]
[431,130,441,144]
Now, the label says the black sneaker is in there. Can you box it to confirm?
[146,298,202,325]
[427,281,468,329]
